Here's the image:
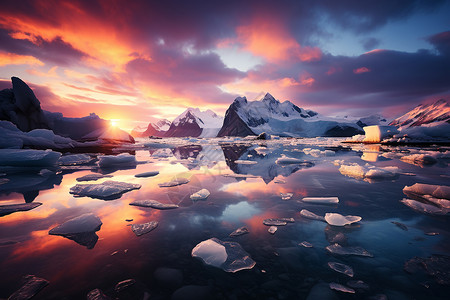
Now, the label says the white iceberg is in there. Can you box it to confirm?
[324,213,362,226]
[70,181,141,200]
[363,125,398,143]
[192,238,228,268]
[301,197,339,204]
[339,163,400,181]
[190,189,210,201]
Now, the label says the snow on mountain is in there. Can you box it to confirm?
[218,93,363,137]
[165,108,223,137]
[131,119,171,138]
[389,99,450,128]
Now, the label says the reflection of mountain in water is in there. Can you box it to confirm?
[172,145,223,170]
[221,144,314,183]
[0,171,62,202]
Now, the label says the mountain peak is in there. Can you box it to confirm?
[262,93,276,102]
[389,98,450,128]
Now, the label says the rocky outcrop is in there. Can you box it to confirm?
[217,98,255,137]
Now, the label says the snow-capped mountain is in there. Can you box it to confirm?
[217,93,363,137]
[131,119,171,137]
[389,99,450,128]
[165,108,223,137]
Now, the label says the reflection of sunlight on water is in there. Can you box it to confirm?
[220,201,260,223]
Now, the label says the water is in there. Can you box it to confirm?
[1,137,449,299]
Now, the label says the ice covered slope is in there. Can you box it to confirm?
[389,99,450,128]
[165,108,223,138]
[131,119,171,138]
[217,93,363,137]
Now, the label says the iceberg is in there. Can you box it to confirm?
[70,181,141,200]
[8,275,49,300]
[403,183,450,200]
[0,149,61,168]
[97,153,137,168]
[191,238,256,273]
[301,197,339,204]
[328,262,354,277]
[131,221,158,236]
[324,213,362,226]
[190,189,210,201]
[338,163,399,181]
[362,125,398,143]
[129,199,179,210]
[326,243,373,257]
[0,202,42,217]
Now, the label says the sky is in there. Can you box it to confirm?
[0,0,449,131]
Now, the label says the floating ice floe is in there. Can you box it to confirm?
[328,262,354,277]
[115,279,136,292]
[324,213,362,226]
[58,154,92,166]
[400,154,437,166]
[134,171,159,178]
[338,162,400,181]
[158,178,190,187]
[87,288,110,300]
[49,213,102,249]
[191,238,255,273]
[131,221,158,236]
[129,199,179,210]
[280,193,293,200]
[0,202,42,217]
[299,209,325,221]
[8,275,49,300]
[403,183,450,200]
[97,153,137,168]
[303,148,335,157]
[268,226,277,234]
[70,181,141,200]
[190,189,210,201]
[234,160,257,165]
[400,199,446,215]
[299,241,313,248]
[301,197,339,204]
[229,226,249,237]
[329,282,355,294]
[326,243,373,257]
[76,173,113,182]
[263,218,295,226]
[0,149,61,168]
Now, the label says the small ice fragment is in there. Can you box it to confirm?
[131,221,158,236]
[400,199,445,215]
[328,262,354,277]
[97,153,137,168]
[326,243,373,257]
[301,197,339,204]
[299,241,313,248]
[134,171,159,178]
[234,160,257,165]
[391,221,408,231]
[263,219,287,226]
[192,238,255,273]
[129,200,179,210]
[114,279,136,292]
[329,282,355,294]
[0,202,42,217]
[158,178,190,187]
[70,181,141,200]
[299,209,325,221]
[280,193,293,200]
[58,154,92,166]
[268,226,277,234]
[276,156,308,165]
[87,288,110,300]
[76,174,113,182]
[111,251,118,256]
[190,189,210,201]
[229,226,249,237]
[8,275,49,300]
[400,154,437,166]
[279,217,295,223]
[324,213,361,226]
[425,232,439,236]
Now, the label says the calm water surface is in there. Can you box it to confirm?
[1,138,449,299]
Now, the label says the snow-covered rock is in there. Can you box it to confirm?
[217,93,363,137]
[131,119,171,138]
[165,108,223,137]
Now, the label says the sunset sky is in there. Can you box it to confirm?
[0,0,449,131]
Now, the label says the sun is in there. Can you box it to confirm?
[110,119,119,127]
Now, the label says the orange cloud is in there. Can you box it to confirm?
[0,51,44,66]
[353,67,370,74]
[299,72,315,87]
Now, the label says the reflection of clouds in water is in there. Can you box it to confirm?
[220,201,260,223]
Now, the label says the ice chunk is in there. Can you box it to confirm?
[263,218,294,226]
[363,125,398,143]
[301,197,339,204]
[234,160,257,165]
[158,178,190,187]
[280,193,293,200]
[338,164,365,179]
[49,213,102,249]
[328,262,354,277]
[131,221,158,236]
[76,174,113,182]
[400,199,445,215]
[268,226,277,234]
[97,153,137,168]
[324,213,361,226]
[229,226,249,237]
[87,288,111,300]
[299,241,313,248]
[8,275,49,300]
[403,183,450,200]
[400,154,437,166]
[190,189,210,201]
[58,154,92,166]
[70,181,141,200]
[0,149,61,167]
[329,282,355,294]
[339,163,399,181]
[326,243,373,257]
[0,202,42,217]
[114,279,136,292]
[134,171,159,178]
[300,209,325,221]
[191,238,256,273]
[129,200,179,210]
